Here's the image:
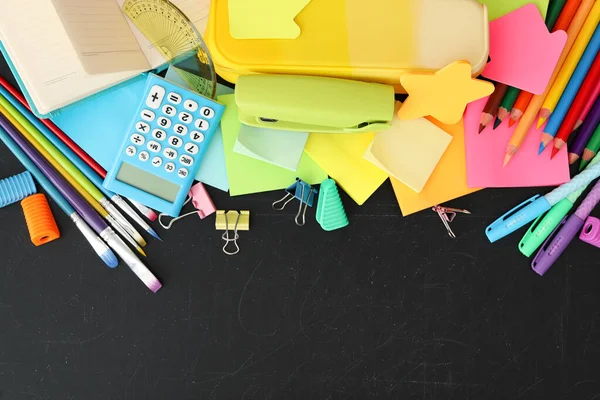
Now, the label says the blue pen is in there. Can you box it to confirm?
[486,152,600,242]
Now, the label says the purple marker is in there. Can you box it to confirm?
[532,178,600,276]
[569,95,600,164]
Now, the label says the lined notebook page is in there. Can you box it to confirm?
[0,0,145,115]
[52,0,149,74]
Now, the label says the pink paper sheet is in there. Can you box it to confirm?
[464,97,570,188]
[481,4,567,94]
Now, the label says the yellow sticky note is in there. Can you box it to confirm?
[228,0,311,39]
[390,117,482,216]
[477,0,549,21]
[304,133,388,205]
[364,103,452,193]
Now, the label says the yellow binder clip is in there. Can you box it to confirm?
[215,210,250,255]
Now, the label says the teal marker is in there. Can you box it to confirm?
[518,155,600,256]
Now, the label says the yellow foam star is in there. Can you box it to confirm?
[397,61,494,125]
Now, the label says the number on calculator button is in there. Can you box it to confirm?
[184,100,198,112]
[136,121,150,133]
[125,146,136,156]
[152,129,166,141]
[151,156,162,167]
[165,162,175,173]
[157,117,172,128]
[174,124,188,136]
[179,154,194,166]
[131,133,145,145]
[190,131,204,143]
[200,107,215,118]
[163,148,178,160]
[168,136,182,148]
[177,168,189,179]
[194,119,210,131]
[141,109,155,121]
[162,105,176,117]
[147,140,161,153]
[146,85,165,109]
[184,143,198,155]
[179,112,192,124]
[139,151,150,162]
[167,92,182,104]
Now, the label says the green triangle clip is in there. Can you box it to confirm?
[316,179,349,231]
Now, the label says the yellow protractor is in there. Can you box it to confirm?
[122,0,216,98]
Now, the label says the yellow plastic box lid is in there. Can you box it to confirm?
[205,0,489,92]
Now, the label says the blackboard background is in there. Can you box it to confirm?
[1,57,600,400]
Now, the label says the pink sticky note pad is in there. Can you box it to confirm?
[481,4,567,94]
[464,97,570,188]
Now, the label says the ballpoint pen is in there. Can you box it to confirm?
[0,112,161,292]
[0,92,147,247]
[532,178,600,276]
[0,78,162,234]
[0,125,118,268]
[486,152,600,242]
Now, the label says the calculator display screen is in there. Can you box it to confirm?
[116,163,180,203]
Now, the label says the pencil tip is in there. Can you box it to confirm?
[503,154,512,167]
[568,154,579,164]
[137,247,147,257]
[493,118,502,130]
[508,118,516,128]
[536,118,546,130]
[538,143,546,155]
[550,147,559,159]
[148,228,163,241]
[478,124,486,134]
[580,161,588,171]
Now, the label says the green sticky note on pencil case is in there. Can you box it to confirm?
[477,0,549,21]
[218,94,327,196]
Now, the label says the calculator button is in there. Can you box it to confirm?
[179,112,193,124]
[184,143,199,155]
[147,140,161,153]
[165,162,176,173]
[162,105,176,117]
[157,116,172,129]
[131,133,145,145]
[190,131,205,143]
[173,124,188,136]
[163,148,178,160]
[167,92,182,104]
[194,119,210,132]
[151,156,162,167]
[200,107,215,119]
[179,154,194,167]
[139,151,150,162]
[152,129,166,141]
[177,168,189,179]
[146,85,165,109]
[168,136,183,148]
[184,100,198,112]
[136,121,150,133]
[125,146,136,157]
[140,109,155,121]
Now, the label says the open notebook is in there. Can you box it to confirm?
[0,0,210,117]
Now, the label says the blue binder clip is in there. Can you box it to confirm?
[272,178,318,226]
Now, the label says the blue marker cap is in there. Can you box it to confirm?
[531,215,585,276]
[486,195,551,243]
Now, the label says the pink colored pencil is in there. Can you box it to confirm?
[575,82,600,130]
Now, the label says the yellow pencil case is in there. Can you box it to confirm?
[205,0,489,92]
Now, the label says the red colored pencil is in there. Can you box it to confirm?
[554,0,583,31]
[551,54,600,158]
[508,91,533,127]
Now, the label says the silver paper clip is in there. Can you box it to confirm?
[432,205,471,239]
[272,178,318,226]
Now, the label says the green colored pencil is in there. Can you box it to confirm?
[580,123,600,170]
[546,0,568,29]
[495,87,521,127]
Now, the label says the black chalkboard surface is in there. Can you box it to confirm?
[1,57,600,400]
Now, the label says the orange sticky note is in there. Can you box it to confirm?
[398,61,494,125]
[391,117,482,216]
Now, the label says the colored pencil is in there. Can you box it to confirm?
[480,83,507,132]
[0,77,161,238]
[507,2,573,129]
[496,87,520,128]
[504,0,596,165]
[0,101,146,257]
[549,52,600,158]
[0,112,161,293]
[546,0,568,29]
[575,82,600,129]
[0,127,118,268]
[538,3,600,128]
[569,96,600,163]
[580,122,600,169]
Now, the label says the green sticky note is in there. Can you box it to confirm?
[218,94,327,196]
[477,0,549,21]
[228,0,311,39]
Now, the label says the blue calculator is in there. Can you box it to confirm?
[104,73,225,217]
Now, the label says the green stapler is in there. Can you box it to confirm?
[235,74,395,133]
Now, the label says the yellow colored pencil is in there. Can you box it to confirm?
[0,103,146,257]
[537,1,600,128]
[505,0,596,166]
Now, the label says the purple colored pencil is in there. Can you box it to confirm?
[569,95,600,164]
